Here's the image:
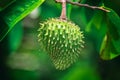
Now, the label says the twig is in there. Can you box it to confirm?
[66,0,110,12]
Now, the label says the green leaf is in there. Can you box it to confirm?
[0,0,45,41]
[107,8,120,35]
[100,35,119,60]
[100,8,120,60]
[107,21,120,55]
[0,0,15,11]
[112,39,120,53]
[107,8,120,56]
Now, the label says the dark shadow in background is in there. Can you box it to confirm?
[99,56,120,80]
[0,36,10,80]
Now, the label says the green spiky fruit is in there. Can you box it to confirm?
[38,18,84,70]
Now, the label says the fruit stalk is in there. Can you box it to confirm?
[56,0,67,20]
[60,0,66,20]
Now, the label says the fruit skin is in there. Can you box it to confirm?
[38,18,84,70]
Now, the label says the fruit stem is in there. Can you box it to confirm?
[56,0,67,20]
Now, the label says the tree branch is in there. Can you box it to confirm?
[66,0,110,12]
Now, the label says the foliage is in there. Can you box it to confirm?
[0,0,120,80]
[100,8,120,60]
[0,0,45,41]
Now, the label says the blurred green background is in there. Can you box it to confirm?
[0,0,120,80]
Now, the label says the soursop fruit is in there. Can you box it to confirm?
[38,18,84,70]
